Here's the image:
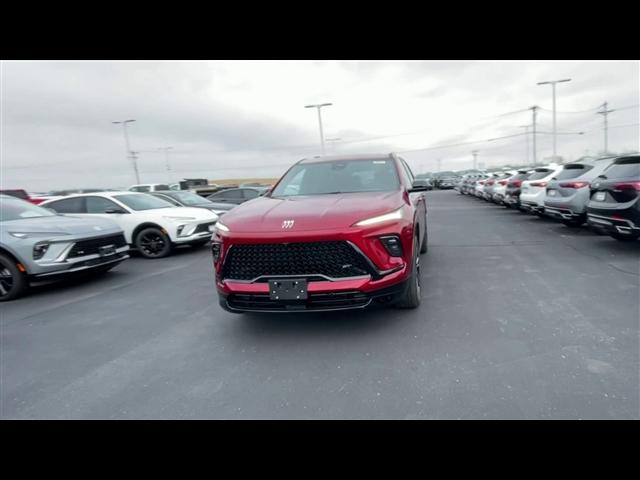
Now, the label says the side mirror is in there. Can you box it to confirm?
[105,208,127,214]
[409,179,430,192]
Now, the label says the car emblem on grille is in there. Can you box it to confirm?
[282,220,295,229]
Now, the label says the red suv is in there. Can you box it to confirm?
[211,154,429,313]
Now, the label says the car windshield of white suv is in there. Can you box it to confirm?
[527,169,552,181]
[167,191,209,206]
[270,159,400,197]
[114,194,174,211]
[0,196,57,221]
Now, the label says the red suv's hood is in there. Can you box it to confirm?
[222,191,405,233]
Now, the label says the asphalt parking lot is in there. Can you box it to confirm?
[1,190,638,419]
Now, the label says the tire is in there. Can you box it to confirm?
[611,232,640,242]
[395,237,421,309]
[420,221,428,254]
[135,227,172,258]
[0,254,28,302]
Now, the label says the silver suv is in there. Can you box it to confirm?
[0,194,130,301]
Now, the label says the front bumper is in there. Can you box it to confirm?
[219,277,409,312]
[173,231,213,244]
[31,249,129,278]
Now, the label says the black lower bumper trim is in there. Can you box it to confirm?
[219,279,410,313]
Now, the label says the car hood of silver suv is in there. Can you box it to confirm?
[2,215,122,237]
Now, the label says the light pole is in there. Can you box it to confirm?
[529,105,539,166]
[519,125,530,166]
[537,78,571,160]
[158,147,173,182]
[472,150,479,170]
[112,119,140,184]
[597,102,615,154]
[305,103,332,155]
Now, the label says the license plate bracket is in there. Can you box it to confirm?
[269,279,308,300]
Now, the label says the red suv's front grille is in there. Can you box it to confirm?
[222,241,375,281]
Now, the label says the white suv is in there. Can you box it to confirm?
[42,192,218,258]
[520,164,564,215]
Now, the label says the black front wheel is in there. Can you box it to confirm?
[420,221,428,254]
[0,254,28,302]
[135,228,172,258]
[395,237,422,309]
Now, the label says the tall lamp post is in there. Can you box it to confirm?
[537,78,571,160]
[113,119,140,184]
[304,103,333,154]
[158,146,173,183]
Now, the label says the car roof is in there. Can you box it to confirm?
[45,191,144,199]
[298,153,394,164]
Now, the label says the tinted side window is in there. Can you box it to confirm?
[555,164,593,181]
[527,170,552,181]
[86,196,121,213]
[243,189,260,200]
[47,197,85,213]
[603,157,640,179]
[130,186,150,192]
[221,190,243,200]
[152,194,181,206]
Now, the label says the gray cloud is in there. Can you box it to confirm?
[1,61,638,191]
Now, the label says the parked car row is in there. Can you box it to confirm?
[0,190,223,301]
[456,154,640,242]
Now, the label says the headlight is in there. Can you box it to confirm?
[163,216,196,221]
[216,221,230,232]
[353,207,404,227]
[208,223,217,232]
[10,232,69,239]
[33,241,50,259]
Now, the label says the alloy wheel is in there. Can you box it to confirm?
[139,232,167,257]
[0,267,14,297]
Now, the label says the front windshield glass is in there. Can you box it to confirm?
[1,196,57,221]
[114,194,174,211]
[168,191,209,206]
[271,158,400,197]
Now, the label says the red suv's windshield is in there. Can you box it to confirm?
[271,158,400,197]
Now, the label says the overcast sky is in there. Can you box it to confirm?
[1,60,638,192]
